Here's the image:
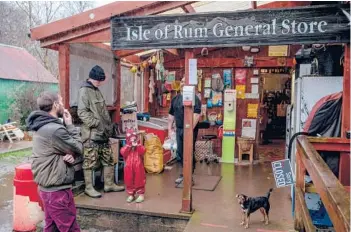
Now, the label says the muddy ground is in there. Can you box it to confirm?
[0,152,31,232]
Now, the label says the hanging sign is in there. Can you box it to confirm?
[271,159,294,188]
[111,5,350,50]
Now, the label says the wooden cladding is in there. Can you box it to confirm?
[111,5,350,50]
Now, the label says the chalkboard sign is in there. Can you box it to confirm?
[271,159,294,188]
[111,5,350,50]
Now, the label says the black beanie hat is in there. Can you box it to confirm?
[89,65,106,81]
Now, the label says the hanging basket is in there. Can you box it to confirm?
[237,137,255,152]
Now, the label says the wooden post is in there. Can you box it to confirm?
[113,58,121,123]
[294,147,305,231]
[181,49,194,213]
[143,68,149,112]
[342,44,350,136]
[339,44,350,186]
[58,44,70,109]
[251,1,257,9]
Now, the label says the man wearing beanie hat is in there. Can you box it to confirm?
[77,65,125,198]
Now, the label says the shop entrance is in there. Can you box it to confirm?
[30,2,350,231]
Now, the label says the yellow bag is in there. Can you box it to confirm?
[144,133,164,174]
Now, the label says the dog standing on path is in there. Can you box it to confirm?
[236,188,273,229]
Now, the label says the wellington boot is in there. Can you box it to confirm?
[103,166,125,192]
[83,170,102,198]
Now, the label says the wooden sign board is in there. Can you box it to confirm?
[271,159,294,188]
[121,112,138,132]
[268,45,289,57]
[111,5,350,50]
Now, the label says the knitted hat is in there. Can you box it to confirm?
[126,128,138,146]
[89,65,106,81]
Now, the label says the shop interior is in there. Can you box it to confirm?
[116,45,300,165]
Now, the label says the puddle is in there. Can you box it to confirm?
[0,154,31,231]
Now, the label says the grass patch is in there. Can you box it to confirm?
[0,148,32,161]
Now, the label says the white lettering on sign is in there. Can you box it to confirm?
[272,159,294,188]
[124,19,329,42]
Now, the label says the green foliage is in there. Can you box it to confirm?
[8,82,48,129]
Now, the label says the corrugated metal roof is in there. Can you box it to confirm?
[0,44,57,83]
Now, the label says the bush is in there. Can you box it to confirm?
[8,82,46,129]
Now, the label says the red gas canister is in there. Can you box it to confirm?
[13,163,44,231]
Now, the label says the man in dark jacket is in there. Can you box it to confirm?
[27,91,83,232]
[168,77,201,185]
[78,65,124,198]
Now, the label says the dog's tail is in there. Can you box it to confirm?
[266,188,273,199]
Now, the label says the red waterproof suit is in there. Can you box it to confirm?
[120,132,146,195]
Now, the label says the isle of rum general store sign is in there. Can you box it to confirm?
[111,5,350,50]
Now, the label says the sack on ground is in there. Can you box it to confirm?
[144,133,164,174]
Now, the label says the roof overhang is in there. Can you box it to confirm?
[30,1,196,49]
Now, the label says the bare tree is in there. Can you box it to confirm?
[0,1,95,78]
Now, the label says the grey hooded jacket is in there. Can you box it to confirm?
[26,111,83,191]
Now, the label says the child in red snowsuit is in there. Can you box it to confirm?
[120,129,146,203]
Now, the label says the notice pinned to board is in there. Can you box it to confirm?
[236,85,246,99]
[189,59,197,85]
[247,103,258,118]
[271,159,294,188]
[242,119,256,139]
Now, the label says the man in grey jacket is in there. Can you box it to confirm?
[27,91,83,232]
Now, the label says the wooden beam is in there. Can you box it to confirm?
[35,1,196,48]
[164,49,179,56]
[181,49,194,214]
[308,137,351,152]
[295,187,316,232]
[31,1,157,40]
[165,57,294,68]
[297,136,350,232]
[67,28,110,43]
[115,50,144,58]
[58,44,70,108]
[258,1,311,9]
[121,55,141,64]
[181,4,196,13]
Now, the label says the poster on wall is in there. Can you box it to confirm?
[235,69,247,85]
[251,84,259,94]
[236,85,246,99]
[223,69,232,89]
[204,78,212,88]
[247,103,258,118]
[242,119,257,139]
[268,45,289,57]
[167,71,176,83]
[211,90,223,106]
[204,88,211,98]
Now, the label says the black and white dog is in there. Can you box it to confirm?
[236,188,273,229]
